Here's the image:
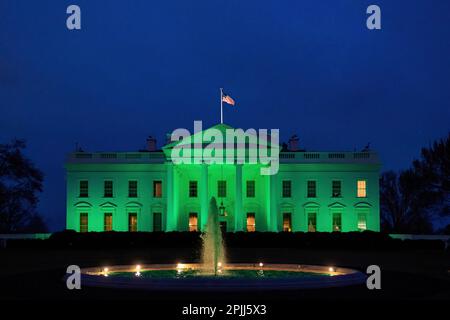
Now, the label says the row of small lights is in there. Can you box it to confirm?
[101,264,336,277]
[103,265,142,277]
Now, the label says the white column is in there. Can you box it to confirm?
[270,174,278,231]
[200,164,209,231]
[166,163,174,231]
[234,164,243,232]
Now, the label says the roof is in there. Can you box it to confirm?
[162,123,279,162]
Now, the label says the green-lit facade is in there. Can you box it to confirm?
[66,124,381,233]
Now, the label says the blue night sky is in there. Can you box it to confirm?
[1,1,449,231]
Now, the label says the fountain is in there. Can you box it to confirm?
[200,197,226,276]
[77,197,367,291]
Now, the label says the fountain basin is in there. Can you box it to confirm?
[79,263,366,291]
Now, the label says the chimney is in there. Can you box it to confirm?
[146,136,157,151]
[288,135,300,151]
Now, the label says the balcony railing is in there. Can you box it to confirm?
[67,151,379,164]
[279,151,379,164]
[67,152,166,163]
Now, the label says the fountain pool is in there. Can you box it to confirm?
[79,263,366,291]
[76,198,366,291]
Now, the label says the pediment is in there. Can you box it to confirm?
[99,201,117,208]
[328,202,346,208]
[162,123,279,163]
[279,202,295,209]
[303,201,320,208]
[125,201,143,208]
[74,201,92,208]
[354,202,372,208]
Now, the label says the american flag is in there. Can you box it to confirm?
[222,91,235,106]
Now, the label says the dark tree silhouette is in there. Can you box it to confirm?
[412,132,450,217]
[380,170,433,233]
[0,139,45,233]
[22,213,48,233]
[381,133,449,234]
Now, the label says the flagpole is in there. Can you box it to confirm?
[220,88,223,124]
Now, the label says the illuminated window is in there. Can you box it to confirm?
[357,180,367,198]
[307,180,316,198]
[189,181,198,198]
[358,213,367,231]
[246,213,256,232]
[79,180,88,197]
[308,212,317,232]
[79,213,88,232]
[153,180,162,198]
[332,180,341,197]
[246,181,255,198]
[153,212,162,232]
[332,213,342,232]
[128,180,137,198]
[103,180,113,197]
[218,180,227,197]
[104,213,112,231]
[283,213,292,232]
[128,213,137,232]
[189,213,198,232]
[282,180,291,198]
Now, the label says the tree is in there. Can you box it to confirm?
[380,170,433,233]
[380,132,449,234]
[0,139,45,233]
[412,133,450,217]
[22,213,48,233]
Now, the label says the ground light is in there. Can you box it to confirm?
[103,267,109,277]
[135,265,141,277]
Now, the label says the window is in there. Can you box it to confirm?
[332,180,341,197]
[79,213,88,232]
[79,180,88,197]
[357,180,367,198]
[308,212,317,232]
[332,213,342,232]
[246,181,255,198]
[189,213,198,232]
[153,180,162,198]
[282,180,291,198]
[218,180,227,198]
[358,213,367,231]
[189,181,198,198]
[128,180,137,198]
[283,213,292,232]
[104,213,112,231]
[104,180,113,198]
[128,213,137,232]
[307,180,316,198]
[153,212,162,232]
[246,213,256,232]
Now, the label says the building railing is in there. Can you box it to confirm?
[279,151,379,164]
[67,151,379,164]
[67,152,166,164]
